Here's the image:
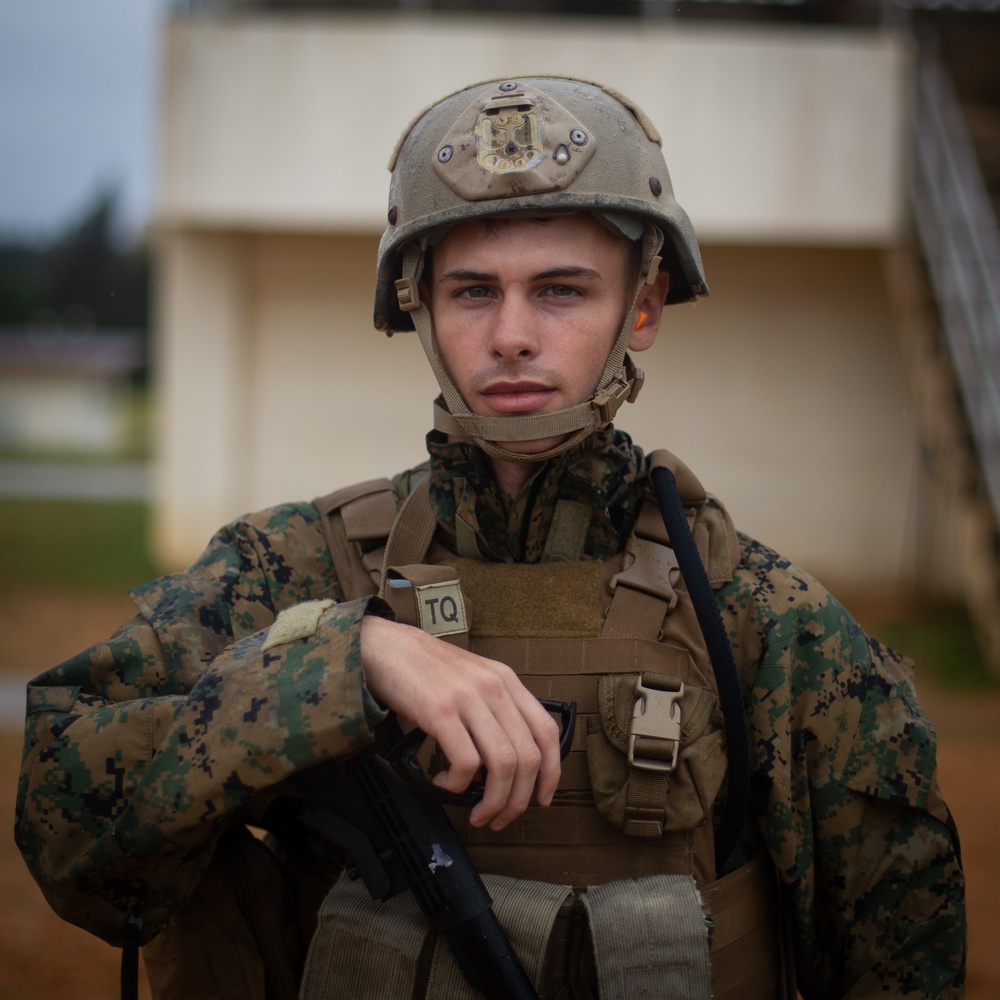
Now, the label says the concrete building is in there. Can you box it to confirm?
[152,8,972,609]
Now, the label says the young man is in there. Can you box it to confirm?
[16,77,965,999]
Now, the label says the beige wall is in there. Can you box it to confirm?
[642,244,919,591]
[159,16,908,244]
[153,230,929,596]
[154,230,437,565]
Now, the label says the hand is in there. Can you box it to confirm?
[360,615,561,831]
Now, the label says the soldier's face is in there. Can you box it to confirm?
[426,214,644,455]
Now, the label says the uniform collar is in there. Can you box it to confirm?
[425,427,645,563]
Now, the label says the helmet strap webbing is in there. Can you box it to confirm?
[396,225,665,464]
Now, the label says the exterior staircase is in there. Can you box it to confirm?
[890,8,1000,674]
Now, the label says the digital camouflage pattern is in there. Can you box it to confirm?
[721,538,965,998]
[15,429,965,998]
[15,504,385,941]
[425,427,643,563]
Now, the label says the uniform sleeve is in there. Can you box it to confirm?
[14,503,386,947]
[728,538,966,1000]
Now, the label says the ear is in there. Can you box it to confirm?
[627,270,671,352]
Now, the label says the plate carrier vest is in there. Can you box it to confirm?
[300,450,794,1000]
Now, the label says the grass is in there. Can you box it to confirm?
[880,603,993,692]
[0,498,160,593]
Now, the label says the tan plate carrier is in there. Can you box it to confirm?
[304,451,794,1000]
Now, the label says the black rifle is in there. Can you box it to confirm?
[286,700,575,1000]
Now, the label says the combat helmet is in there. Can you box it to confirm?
[375,76,708,462]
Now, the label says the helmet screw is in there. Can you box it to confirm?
[498,81,518,92]
[554,144,570,166]
[570,129,588,146]
[437,145,454,164]
[387,206,398,225]
[649,177,663,197]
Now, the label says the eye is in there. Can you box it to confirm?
[544,284,581,299]
[457,285,494,300]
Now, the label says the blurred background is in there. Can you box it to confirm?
[1,0,998,996]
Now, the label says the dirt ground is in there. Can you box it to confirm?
[1,587,996,999]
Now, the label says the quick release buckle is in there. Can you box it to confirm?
[609,533,680,612]
[628,676,684,773]
[592,374,632,425]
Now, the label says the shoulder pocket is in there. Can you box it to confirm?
[838,642,938,812]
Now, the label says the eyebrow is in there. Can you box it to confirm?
[437,265,605,284]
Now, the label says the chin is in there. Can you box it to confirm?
[497,436,567,458]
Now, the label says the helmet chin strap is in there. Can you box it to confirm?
[394,224,665,464]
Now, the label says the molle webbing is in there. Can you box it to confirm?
[582,874,712,1000]
[704,851,786,1000]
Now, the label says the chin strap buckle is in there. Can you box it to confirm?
[644,254,662,285]
[592,373,632,425]
[627,364,645,403]
[592,359,644,424]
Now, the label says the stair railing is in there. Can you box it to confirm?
[910,36,1000,527]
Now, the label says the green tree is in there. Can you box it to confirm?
[0,184,150,331]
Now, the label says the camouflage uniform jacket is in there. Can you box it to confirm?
[15,428,965,998]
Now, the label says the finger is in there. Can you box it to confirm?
[487,693,561,826]
[464,708,521,827]
[527,703,563,807]
[471,683,552,829]
[426,708,490,794]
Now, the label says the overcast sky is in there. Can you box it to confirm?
[0,0,168,243]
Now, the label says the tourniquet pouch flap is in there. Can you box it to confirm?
[582,874,713,1000]
[586,670,726,836]
[425,873,574,999]
[299,875,428,1000]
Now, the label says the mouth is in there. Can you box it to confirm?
[480,381,556,414]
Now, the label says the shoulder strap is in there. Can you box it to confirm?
[313,479,402,601]
[647,458,750,869]
[645,449,740,586]
[379,477,438,595]
[603,449,742,644]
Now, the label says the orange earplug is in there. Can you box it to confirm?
[634,310,649,330]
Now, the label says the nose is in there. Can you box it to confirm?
[487,293,539,362]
